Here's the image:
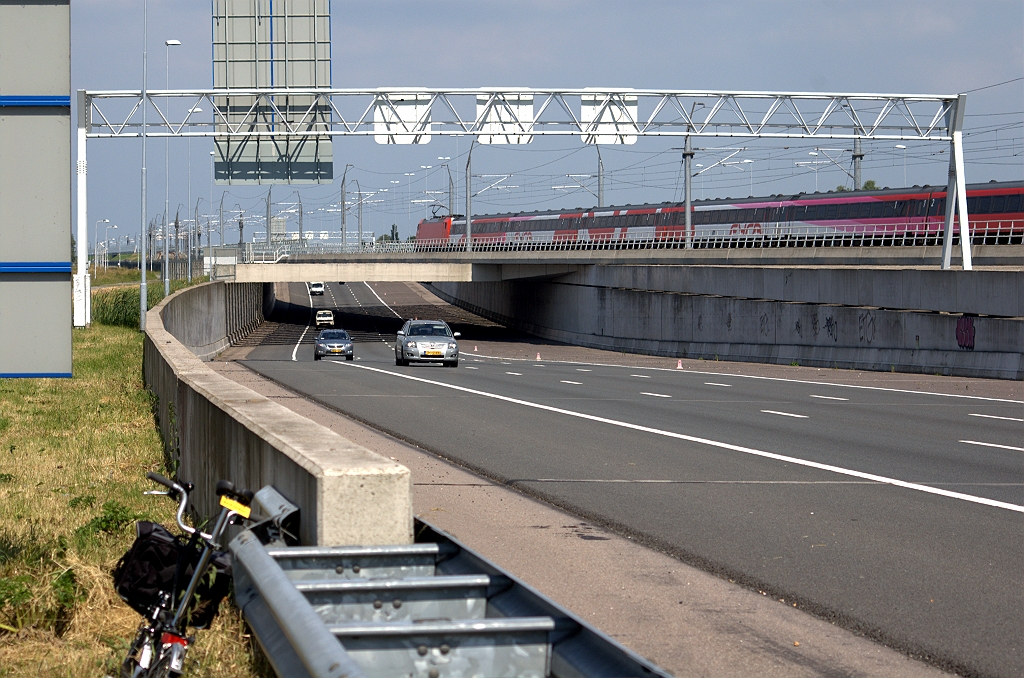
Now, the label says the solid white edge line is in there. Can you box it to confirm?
[363,281,403,318]
[335,361,1024,513]
[960,440,1024,452]
[464,352,1023,404]
[762,410,809,419]
[968,413,1024,422]
[291,283,314,362]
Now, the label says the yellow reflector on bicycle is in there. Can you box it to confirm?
[219,495,251,518]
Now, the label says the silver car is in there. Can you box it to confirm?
[395,320,460,367]
[314,329,353,361]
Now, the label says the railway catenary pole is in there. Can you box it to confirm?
[354,179,363,250]
[340,164,352,251]
[853,137,863,190]
[465,139,475,252]
[597,146,604,208]
[218,193,224,247]
[683,136,693,249]
[265,186,272,244]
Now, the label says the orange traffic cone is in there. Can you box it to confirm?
[677,359,683,369]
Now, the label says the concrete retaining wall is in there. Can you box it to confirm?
[566,266,1024,318]
[429,274,1024,380]
[143,281,413,545]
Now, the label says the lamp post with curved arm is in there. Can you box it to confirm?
[104,223,117,271]
[93,219,108,279]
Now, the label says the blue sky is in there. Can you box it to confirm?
[74,0,1024,245]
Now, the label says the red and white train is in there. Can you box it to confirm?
[416,181,1024,249]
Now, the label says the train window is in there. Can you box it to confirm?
[990,195,1005,213]
[972,196,990,213]
[1005,194,1021,213]
[869,203,883,218]
[895,201,907,217]
[824,205,837,219]
[882,203,896,218]
[837,203,849,219]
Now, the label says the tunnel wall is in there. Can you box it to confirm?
[428,267,1024,380]
[143,281,413,545]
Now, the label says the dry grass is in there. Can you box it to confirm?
[0,324,261,677]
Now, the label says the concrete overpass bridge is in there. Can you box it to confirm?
[227,243,1021,284]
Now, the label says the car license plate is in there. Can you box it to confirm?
[331,349,342,353]
[424,351,443,356]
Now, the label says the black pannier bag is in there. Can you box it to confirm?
[112,521,232,629]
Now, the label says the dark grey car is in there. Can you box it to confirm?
[314,329,353,361]
[395,320,460,367]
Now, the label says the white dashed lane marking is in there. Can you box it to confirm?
[561,380,583,385]
[705,382,732,387]
[810,395,849,401]
[762,410,809,419]
[642,392,672,398]
[960,440,1024,452]
[968,413,1023,422]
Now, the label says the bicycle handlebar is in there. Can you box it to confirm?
[147,472,252,543]
[146,471,176,491]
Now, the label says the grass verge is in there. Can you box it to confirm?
[0,322,260,677]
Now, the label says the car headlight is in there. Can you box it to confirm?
[344,343,352,349]
[406,341,416,348]
[449,343,458,350]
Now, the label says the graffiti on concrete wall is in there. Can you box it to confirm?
[759,312,771,337]
[956,316,976,351]
[858,312,875,344]
[825,315,838,342]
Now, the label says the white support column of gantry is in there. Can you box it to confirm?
[74,88,976,321]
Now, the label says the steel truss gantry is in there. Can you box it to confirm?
[74,88,975,320]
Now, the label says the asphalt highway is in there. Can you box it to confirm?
[242,281,1024,678]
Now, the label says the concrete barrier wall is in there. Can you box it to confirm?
[144,281,413,545]
[566,266,1024,318]
[429,276,1024,380]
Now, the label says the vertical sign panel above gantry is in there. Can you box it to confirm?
[212,0,333,184]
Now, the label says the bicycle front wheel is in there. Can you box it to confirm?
[144,654,179,678]
[120,627,152,678]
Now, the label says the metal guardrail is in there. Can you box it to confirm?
[231,488,671,678]
[242,222,1024,262]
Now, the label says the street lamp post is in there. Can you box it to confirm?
[93,219,108,279]
[138,1,153,329]
[163,38,180,296]
[104,223,118,270]
[465,140,476,252]
[895,144,907,186]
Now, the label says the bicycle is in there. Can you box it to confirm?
[113,472,253,678]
